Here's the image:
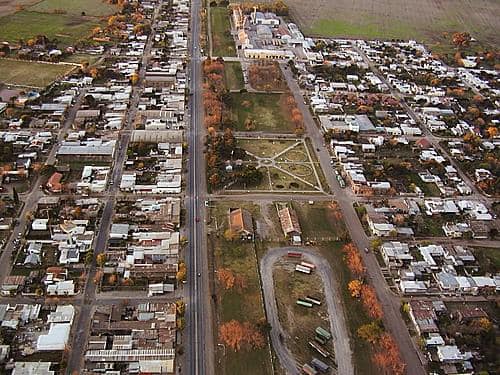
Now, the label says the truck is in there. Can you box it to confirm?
[296,300,313,308]
[287,251,302,258]
[311,357,329,373]
[308,341,330,358]
[295,264,312,274]
[300,261,316,270]
[315,327,332,341]
[302,364,318,375]
[314,335,326,345]
[304,296,321,306]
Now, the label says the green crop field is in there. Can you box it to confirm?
[0,11,102,46]
[231,0,500,47]
[0,58,75,88]
[29,0,118,16]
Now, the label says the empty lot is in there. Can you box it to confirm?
[232,0,500,46]
[0,58,75,88]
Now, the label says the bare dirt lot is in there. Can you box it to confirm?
[233,0,500,46]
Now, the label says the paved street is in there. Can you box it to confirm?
[184,0,214,374]
[281,64,427,374]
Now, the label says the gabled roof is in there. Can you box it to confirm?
[228,208,253,235]
[278,207,301,236]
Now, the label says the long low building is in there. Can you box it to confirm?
[85,349,175,362]
[243,48,294,60]
[57,140,116,160]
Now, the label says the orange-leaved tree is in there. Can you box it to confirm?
[360,284,383,320]
[219,320,265,351]
[342,243,366,278]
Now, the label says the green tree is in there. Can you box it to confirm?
[370,237,382,251]
[85,251,94,266]
[357,321,383,344]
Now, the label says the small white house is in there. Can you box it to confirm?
[32,219,49,231]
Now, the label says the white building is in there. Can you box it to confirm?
[36,323,71,351]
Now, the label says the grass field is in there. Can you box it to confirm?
[230,93,294,133]
[292,201,347,241]
[238,139,296,159]
[211,202,273,375]
[210,6,236,57]
[0,11,101,46]
[472,247,500,275]
[29,0,118,16]
[234,0,500,47]
[0,58,75,87]
[224,61,244,91]
[62,53,100,65]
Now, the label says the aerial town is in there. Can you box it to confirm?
[0,0,498,374]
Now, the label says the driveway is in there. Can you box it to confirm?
[260,247,354,375]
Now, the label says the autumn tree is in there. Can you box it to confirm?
[93,269,103,284]
[177,317,185,330]
[217,268,236,289]
[372,333,405,375]
[122,277,134,286]
[217,268,246,291]
[209,173,220,187]
[348,279,363,298]
[469,317,493,333]
[360,285,383,320]
[107,273,117,285]
[96,253,107,267]
[130,72,139,85]
[176,261,187,282]
[452,32,471,48]
[85,251,94,265]
[370,237,382,251]
[176,300,186,316]
[342,243,366,278]
[486,126,498,138]
[219,320,265,351]
[357,321,383,344]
